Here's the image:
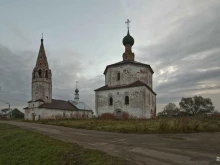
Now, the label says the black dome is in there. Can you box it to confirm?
[122,30,134,46]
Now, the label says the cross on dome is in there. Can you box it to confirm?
[125,19,131,29]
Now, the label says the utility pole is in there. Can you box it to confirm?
[6,103,11,118]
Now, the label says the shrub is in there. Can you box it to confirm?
[99,113,116,119]
[121,112,130,120]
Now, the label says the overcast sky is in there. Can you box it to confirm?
[0,0,220,113]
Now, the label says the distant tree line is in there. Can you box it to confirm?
[157,95,216,117]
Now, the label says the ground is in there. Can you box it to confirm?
[0,123,133,165]
[1,121,220,165]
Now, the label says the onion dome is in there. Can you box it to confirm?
[75,88,79,93]
[122,30,134,46]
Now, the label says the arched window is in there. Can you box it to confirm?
[117,72,120,81]
[38,69,42,78]
[33,72,35,78]
[45,70,48,78]
[109,97,113,106]
[125,96,129,105]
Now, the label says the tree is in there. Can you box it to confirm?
[157,103,179,117]
[1,108,10,114]
[163,103,179,117]
[179,96,214,115]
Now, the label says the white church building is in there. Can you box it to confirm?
[95,22,156,118]
[24,38,93,120]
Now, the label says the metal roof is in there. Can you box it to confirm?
[68,100,92,111]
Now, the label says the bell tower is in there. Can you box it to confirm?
[32,36,52,103]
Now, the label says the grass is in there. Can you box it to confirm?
[25,115,220,134]
[0,123,133,165]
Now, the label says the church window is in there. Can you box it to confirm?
[125,96,129,105]
[117,72,120,81]
[33,72,35,78]
[149,75,152,84]
[39,69,42,78]
[117,92,119,95]
[45,70,48,78]
[109,97,113,106]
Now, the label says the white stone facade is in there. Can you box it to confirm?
[95,86,156,118]
[105,64,153,88]
[32,80,52,103]
[95,62,156,118]
[25,107,92,120]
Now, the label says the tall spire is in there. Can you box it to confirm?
[35,35,49,69]
[74,81,79,103]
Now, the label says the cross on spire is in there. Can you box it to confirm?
[125,19,131,30]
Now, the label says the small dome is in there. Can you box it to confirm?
[75,88,79,93]
[122,30,134,46]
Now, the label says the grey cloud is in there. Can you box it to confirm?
[136,1,220,111]
[0,44,104,111]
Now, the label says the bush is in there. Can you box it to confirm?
[99,113,116,119]
[121,112,130,120]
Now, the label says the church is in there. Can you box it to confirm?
[24,38,93,120]
[94,20,156,118]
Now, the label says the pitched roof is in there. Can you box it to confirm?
[94,80,157,95]
[103,61,154,75]
[68,100,93,111]
[27,99,45,103]
[38,99,78,110]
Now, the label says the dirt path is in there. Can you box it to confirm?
[1,121,220,165]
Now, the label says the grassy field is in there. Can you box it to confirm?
[0,123,133,165]
[26,115,220,134]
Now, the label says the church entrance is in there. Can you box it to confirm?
[115,109,122,119]
[32,113,36,121]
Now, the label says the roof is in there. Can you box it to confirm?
[68,100,93,111]
[28,99,45,103]
[103,60,154,75]
[38,99,77,110]
[94,80,157,95]
[35,39,49,69]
